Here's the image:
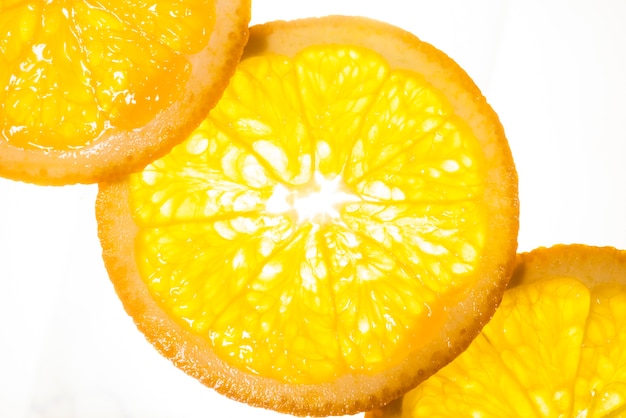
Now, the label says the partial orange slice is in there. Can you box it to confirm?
[366,244,626,418]
[96,16,519,416]
[0,0,250,185]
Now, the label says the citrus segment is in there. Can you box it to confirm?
[295,46,389,178]
[97,16,518,416]
[366,245,626,418]
[208,54,314,185]
[574,283,626,417]
[0,0,250,184]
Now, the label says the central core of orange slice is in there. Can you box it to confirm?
[129,44,489,384]
[0,0,216,150]
[266,172,359,224]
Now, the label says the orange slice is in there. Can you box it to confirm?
[0,0,250,185]
[96,16,519,416]
[366,244,626,418]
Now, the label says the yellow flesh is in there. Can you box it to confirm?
[0,0,215,150]
[129,45,487,384]
[401,276,626,417]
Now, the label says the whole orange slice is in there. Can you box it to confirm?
[0,0,250,185]
[96,16,519,416]
[366,244,626,418]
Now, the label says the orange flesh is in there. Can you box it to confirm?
[129,45,488,384]
[0,0,215,150]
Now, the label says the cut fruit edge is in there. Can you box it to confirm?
[96,16,519,416]
[0,0,251,185]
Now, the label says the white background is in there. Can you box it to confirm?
[1,1,626,417]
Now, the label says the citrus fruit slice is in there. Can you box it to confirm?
[366,244,626,418]
[96,16,519,416]
[0,0,250,185]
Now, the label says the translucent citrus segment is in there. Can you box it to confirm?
[0,0,214,150]
[368,245,626,418]
[574,283,626,417]
[295,46,389,178]
[129,44,487,384]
